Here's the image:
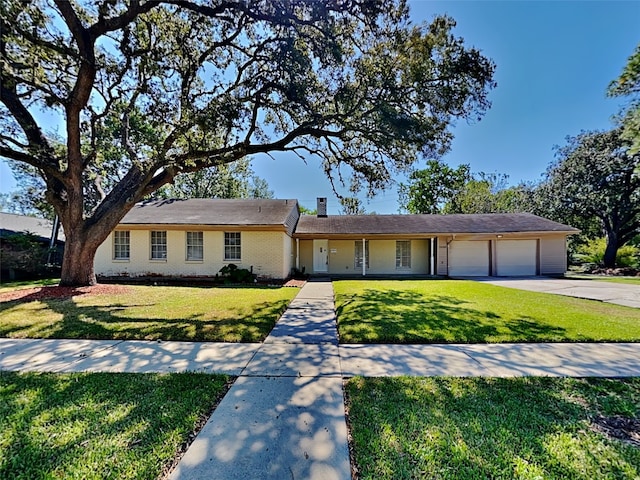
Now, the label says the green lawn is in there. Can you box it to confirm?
[0,284,298,342]
[334,280,640,343]
[345,377,640,480]
[0,371,230,480]
[0,278,59,293]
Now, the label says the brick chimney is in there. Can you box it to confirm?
[317,197,327,217]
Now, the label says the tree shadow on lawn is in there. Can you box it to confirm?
[0,291,290,342]
[0,371,231,480]
[346,377,640,480]
[336,289,566,343]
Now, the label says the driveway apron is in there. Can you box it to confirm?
[169,279,351,480]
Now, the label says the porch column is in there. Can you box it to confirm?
[430,237,435,275]
[296,238,300,270]
[362,238,366,276]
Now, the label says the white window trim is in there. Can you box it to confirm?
[150,230,168,261]
[113,230,130,262]
[224,232,241,261]
[396,240,411,269]
[186,231,204,262]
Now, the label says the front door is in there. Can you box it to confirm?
[313,239,329,273]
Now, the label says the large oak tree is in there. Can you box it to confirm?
[540,129,640,268]
[1,0,495,286]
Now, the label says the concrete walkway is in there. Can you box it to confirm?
[2,279,640,479]
[169,279,349,480]
[475,276,640,308]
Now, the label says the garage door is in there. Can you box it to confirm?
[496,240,537,276]
[449,241,490,276]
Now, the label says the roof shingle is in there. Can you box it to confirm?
[294,213,578,236]
[120,199,299,231]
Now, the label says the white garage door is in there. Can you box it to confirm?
[449,241,490,276]
[496,240,537,276]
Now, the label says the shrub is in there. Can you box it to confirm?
[0,231,54,280]
[576,237,639,268]
[218,263,255,283]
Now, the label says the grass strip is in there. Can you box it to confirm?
[345,377,640,480]
[566,274,640,285]
[0,371,231,480]
[334,280,640,343]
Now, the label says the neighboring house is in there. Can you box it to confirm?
[95,197,579,280]
[0,212,65,280]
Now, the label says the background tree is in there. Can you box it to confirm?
[444,173,533,214]
[399,160,471,213]
[152,158,273,200]
[539,129,639,268]
[6,163,57,218]
[339,197,366,215]
[298,205,317,216]
[608,43,640,155]
[0,0,495,286]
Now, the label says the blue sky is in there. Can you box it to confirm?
[1,0,638,214]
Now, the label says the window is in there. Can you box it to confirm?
[224,232,241,261]
[113,231,130,260]
[186,231,204,261]
[396,240,411,269]
[150,231,167,260]
[354,240,369,269]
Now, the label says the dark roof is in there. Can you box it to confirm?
[295,213,578,237]
[0,212,64,242]
[120,199,299,233]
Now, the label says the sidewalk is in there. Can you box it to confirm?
[2,279,640,479]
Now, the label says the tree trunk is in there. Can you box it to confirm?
[59,229,101,286]
[603,233,619,268]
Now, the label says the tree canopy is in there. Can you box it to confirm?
[608,42,640,155]
[398,159,471,214]
[152,158,274,200]
[0,0,496,285]
[540,128,640,268]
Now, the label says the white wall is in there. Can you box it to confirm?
[95,229,293,279]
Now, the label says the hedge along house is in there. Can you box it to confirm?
[293,204,579,277]
[95,197,578,280]
[94,198,300,280]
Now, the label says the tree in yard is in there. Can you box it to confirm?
[0,0,496,286]
[398,159,471,214]
[608,43,640,155]
[541,129,639,268]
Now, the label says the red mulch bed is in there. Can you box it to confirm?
[0,284,132,303]
[283,278,307,288]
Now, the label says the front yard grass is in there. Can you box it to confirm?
[0,284,298,342]
[0,278,59,293]
[334,280,640,343]
[0,371,231,480]
[345,377,640,480]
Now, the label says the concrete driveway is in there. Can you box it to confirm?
[474,277,640,308]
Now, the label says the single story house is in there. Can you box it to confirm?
[95,198,578,280]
